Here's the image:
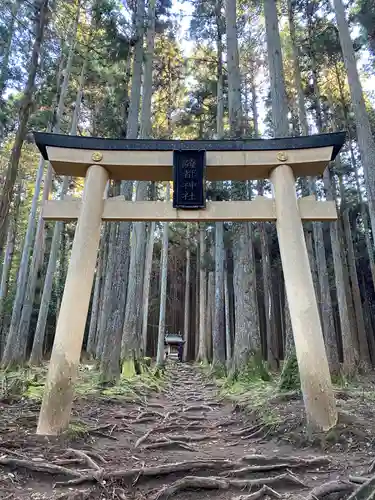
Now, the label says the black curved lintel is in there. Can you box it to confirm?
[33,131,346,162]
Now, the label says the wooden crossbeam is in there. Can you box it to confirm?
[42,196,337,222]
[42,146,334,181]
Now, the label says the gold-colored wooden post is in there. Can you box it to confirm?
[270,163,337,431]
[37,165,108,435]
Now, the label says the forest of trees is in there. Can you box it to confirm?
[0,0,375,388]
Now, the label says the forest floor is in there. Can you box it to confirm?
[0,363,375,499]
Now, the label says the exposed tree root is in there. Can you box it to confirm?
[180,414,207,421]
[231,485,282,500]
[89,430,118,440]
[231,424,263,437]
[369,459,375,474]
[348,475,375,500]
[56,491,93,500]
[151,476,228,499]
[183,404,214,412]
[135,427,157,448]
[84,450,106,464]
[268,391,301,404]
[218,419,238,427]
[134,417,157,424]
[55,459,232,487]
[224,456,330,476]
[241,455,329,466]
[151,473,305,500]
[349,477,369,485]
[0,456,82,478]
[241,424,270,440]
[87,424,118,440]
[67,448,101,471]
[136,411,164,421]
[306,480,355,499]
[54,458,83,466]
[143,439,195,451]
[162,434,211,443]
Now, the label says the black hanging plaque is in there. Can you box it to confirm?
[173,150,206,209]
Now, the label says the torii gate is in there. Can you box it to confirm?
[33,131,346,436]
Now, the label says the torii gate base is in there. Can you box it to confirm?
[34,132,345,435]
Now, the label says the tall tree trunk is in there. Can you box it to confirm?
[333,0,375,244]
[323,167,357,374]
[226,0,260,376]
[307,44,340,373]
[225,0,242,137]
[341,205,371,366]
[86,231,107,357]
[0,182,22,343]
[250,51,277,370]
[1,155,47,366]
[8,5,82,365]
[99,221,123,383]
[224,268,231,364]
[212,3,225,370]
[94,223,112,361]
[120,0,147,363]
[29,56,87,366]
[156,183,170,366]
[263,0,289,137]
[213,220,225,369]
[287,0,308,136]
[0,0,49,255]
[351,141,375,289]
[0,0,21,99]
[264,0,294,375]
[195,240,200,359]
[265,0,336,430]
[196,225,207,362]
[142,221,156,354]
[183,224,191,361]
[101,206,132,364]
[206,268,214,363]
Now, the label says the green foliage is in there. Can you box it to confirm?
[279,352,301,392]
[221,375,280,424]
[65,420,89,439]
[351,0,375,60]
[229,351,272,384]
[210,362,227,378]
[0,366,46,401]
[121,359,137,378]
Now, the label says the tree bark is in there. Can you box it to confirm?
[0,0,21,99]
[86,230,107,357]
[156,183,170,366]
[0,0,49,256]
[196,225,207,363]
[142,221,156,354]
[333,0,375,246]
[29,56,87,366]
[0,182,22,345]
[183,224,191,361]
[120,0,146,362]
[342,207,371,366]
[224,268,231,363]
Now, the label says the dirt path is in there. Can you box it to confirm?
[0,362,372,499]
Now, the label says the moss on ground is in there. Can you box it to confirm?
[64,420,89,439]
[279,352,300,392]
[199,356,281,428]
[0,359,166,404]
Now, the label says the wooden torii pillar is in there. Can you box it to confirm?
[34,131,346,435]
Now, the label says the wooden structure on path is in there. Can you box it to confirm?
[34,131,346,435]
[164,333,185,360]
